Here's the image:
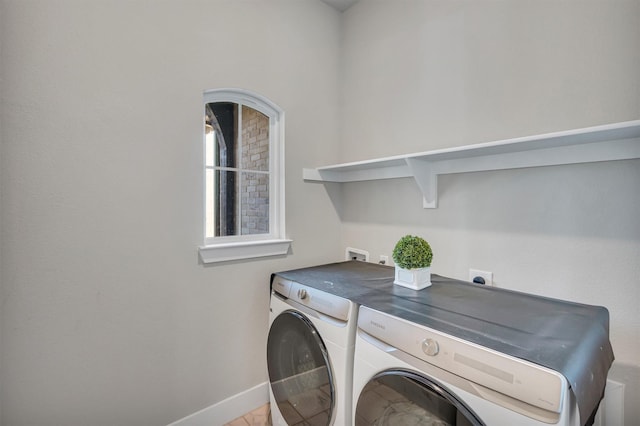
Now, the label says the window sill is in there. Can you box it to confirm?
[199,239,292,264]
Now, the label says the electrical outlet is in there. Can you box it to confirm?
[469,269,493,286]
[379,255,389,265]
[345,247,369,262]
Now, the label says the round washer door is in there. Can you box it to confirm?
[267,310,334,425]
[355,369,485,426]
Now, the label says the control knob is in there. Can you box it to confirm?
[297,289,308,300]
[422,338,439,356]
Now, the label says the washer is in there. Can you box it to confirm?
[267,275,358,425]
[352,306,581,426]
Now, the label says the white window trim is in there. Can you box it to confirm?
[199,239,293,264]
[199,88,290,264]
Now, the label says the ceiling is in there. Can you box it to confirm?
[320,0,359,12]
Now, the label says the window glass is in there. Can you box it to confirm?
[267,311,334,425]
[240,172,269,235]
[205,102,271,238]
[355,371,481,426]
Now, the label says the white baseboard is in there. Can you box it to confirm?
[167,382,269,426]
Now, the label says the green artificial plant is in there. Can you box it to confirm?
[392,235,433,270]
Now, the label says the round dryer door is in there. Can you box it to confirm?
[267,310,334,425]
[355,369,484,426]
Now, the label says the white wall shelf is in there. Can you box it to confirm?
[303,120,640,208]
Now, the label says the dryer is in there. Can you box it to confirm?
[352,306,581,426]
[267,275,358,425]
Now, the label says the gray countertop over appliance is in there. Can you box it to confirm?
[272,261,614,426]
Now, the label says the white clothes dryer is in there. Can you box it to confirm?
[352,306,581,426]
[267,275,358,425]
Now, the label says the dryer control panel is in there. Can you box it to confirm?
[272,277,352,322]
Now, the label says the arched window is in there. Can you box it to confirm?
[199,89,290,263]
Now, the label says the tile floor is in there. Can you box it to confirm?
[224,403,272,426]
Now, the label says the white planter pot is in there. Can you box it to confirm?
[394,266,432,290]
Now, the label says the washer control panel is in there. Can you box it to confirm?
[358,306,565,414]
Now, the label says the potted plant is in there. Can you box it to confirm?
[392,235,433,290]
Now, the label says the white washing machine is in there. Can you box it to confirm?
[352,306,581,426]
[267,275,358,425]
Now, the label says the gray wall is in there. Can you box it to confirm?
[337,1,639,424]
[0,1,342,424]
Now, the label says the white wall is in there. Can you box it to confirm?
[0,1,342,424]
[338,0,640,424]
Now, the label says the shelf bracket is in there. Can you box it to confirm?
[405,158,438,209]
